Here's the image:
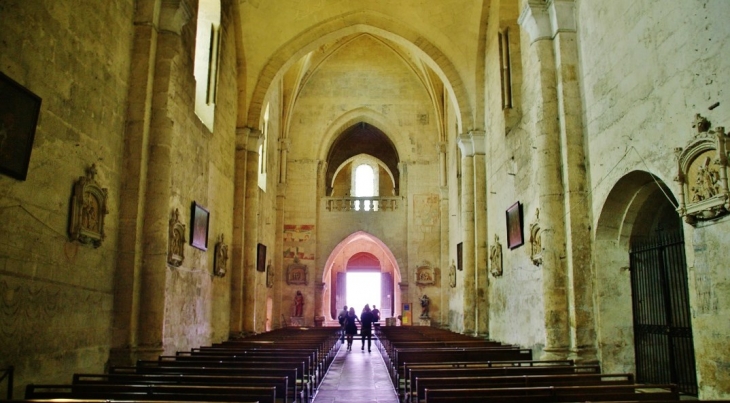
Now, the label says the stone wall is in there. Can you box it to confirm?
[578,0,730,398]
[0,0,134,395]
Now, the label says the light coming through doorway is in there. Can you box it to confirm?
[346,272,381,315]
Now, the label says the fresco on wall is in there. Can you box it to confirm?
[283,224,315,261]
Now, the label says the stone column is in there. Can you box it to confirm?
[242,129,263,333]
[457,133,476,335]
[519,0,595,361]
[230,127,253,336]
[471,132,489,337]
[549,0,597,363]
[111,0,161,365]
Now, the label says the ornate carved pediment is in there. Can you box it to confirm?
[490,234,503,277]
[415,261,435,285]
[213,234,228,277]
[529,208,542,266]
[69,164,108,248]
[167,208,185,267]
[675,114,730,224]
[286,258,308,285]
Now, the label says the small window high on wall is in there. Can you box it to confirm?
[351,156,379,211]
[194,0,221,132]
[258,103,270,191]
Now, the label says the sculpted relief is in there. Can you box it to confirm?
[68,164,108,248]
[675,114,730,224]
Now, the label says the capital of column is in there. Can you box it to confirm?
[437,142,447,154]
[235,127,263,152]
[518,0,575,44]
[279,138,291,151]
[457,131,486,157]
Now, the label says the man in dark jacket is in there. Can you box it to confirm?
[360,304,375,352]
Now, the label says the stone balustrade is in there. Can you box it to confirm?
[325,196,399,212]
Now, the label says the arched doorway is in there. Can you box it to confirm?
[594,171,697,396]
[321,231,402,325]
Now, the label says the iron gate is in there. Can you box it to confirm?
[629,230,697,396]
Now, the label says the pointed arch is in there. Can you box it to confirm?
[244,11,472,132]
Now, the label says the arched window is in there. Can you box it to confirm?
[350,156,379,211]
[258,103,269,191]
[193,0,221,132]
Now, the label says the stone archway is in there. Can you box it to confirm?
[321,231,402,325]
[593,170,696,392]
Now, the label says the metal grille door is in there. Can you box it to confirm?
[630,230,697,396]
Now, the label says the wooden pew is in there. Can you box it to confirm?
[405,364,602,400]
[25,383,277,403]
[73,373,289,403]
[413,373,634,403]
[422,384,680,403]
[401,359,578,397]
[392,347,533,383]
[110,365,302,403]
[136,359,310,399]
[1,400,260,403]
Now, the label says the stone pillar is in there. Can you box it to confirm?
[549,0,597,363]
[242,129,263,333]
[111,0,161,365]
[279,139,290,184]
[519,0,595,360]
[471,132,489,338]
[457,133,476,335]
[230,127,252,336]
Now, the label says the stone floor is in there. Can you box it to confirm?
[312,339,399,403]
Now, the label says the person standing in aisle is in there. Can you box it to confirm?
[337,305,348,342]
[360,304,375,352]
[344,307,360,351]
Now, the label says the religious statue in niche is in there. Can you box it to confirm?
[68,164,108,248]
[167,208,186,267]
[213,234,228,277]
[266,260,274,288]
[448,260,456,288]
[489,234,503,277]
[675,114,730,224]
[415,261,436,286]
[529,208,543,267]
[419,294,430,318]
[286,257,308,285]
[294,290,304,317]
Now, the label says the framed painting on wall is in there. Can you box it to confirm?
[190,201,210,251]
[506,201,524,250]
[0,71,42,181]
[257,243,267,272]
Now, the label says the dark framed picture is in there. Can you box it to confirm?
[190,201,210,251]
[0,71,42,181]
[256,243,267,272]
[456,242,463,271]
[506,201,524,250]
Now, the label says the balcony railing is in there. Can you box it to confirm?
[325,196,399,212]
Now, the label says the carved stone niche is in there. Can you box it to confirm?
[675,114,730,225]
[168,208,186,267]
[69,164,108,248]
[286,257,308,285]
[213,234,228,277]
[529,208,542,266]
[490,234,503,277]
[415,261,435,286]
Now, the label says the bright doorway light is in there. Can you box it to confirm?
[346,272,381,315]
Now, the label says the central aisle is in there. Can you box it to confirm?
[313,340,399,403]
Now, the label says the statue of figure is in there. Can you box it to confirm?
[448,260,456,288]
[490,234,503,277]
[294,290,304,317]
[420,294,430,318]
[266,260,274,288]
